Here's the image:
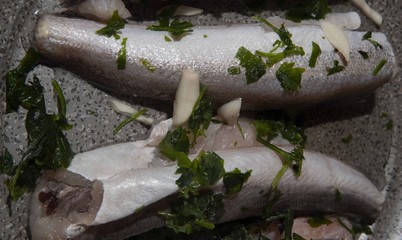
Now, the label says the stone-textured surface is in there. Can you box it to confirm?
[0,0,401,239]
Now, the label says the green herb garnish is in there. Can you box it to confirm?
[158,127,190,162]
[336,217,373,239]
[326,60,344,76]
[253,16,305,67]
[188,85,213,146]
[228,66,241,75]
[285,0,331,22]
[147,4,193,37]
[160,191,224,234]
[276,62,305,92]
[96,10,125,40]
[117,37,127,70]
[362,32,383,50]
[164,35,172,42]
[253,118,305,185]
[113,109,148,135]
[265,209,295,240]
[235,46,267,84]
[386,120,393,131]
[4,49,74,201]
[358,50,369,59]
[341,134,353,144]
[372,59,387,76]
[140,58,156,73]
[293,233,307,240]
[307,216,332,228]
[335,188,342,203]
[309,42,322,67]
[223,168,252,194]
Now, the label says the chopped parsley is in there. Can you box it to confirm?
[96,10,125,40]
[223,168,252,194]
[164,36,172,42]
[228,66,241,75]
[264,209,295,240]
[326,60,344,76]
[158,127,190,162]
[285,0,331,22]
[341,134,353,144]
[372,59,387,76]
[117,37,128,70]
[362,32,383,50]
[187,85,213,146]
[335,188,342,203]
[147,4,193,38]
[386,120,393,131]
[254,16,305,67]
[336,217,373,239]
[235,46,266,84]
[358,50,369,59]
[3,48,74,201]
[203,34,208,38]
[113,109,148,135]
[307,216,332,228]
[276,62,305,92]
[140,58,156,73]
[253,117,306,187]
[309,42,322,67]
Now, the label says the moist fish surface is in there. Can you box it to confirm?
[34,15,395,110]
[29,120,384,240]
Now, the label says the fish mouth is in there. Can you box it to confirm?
[29,170,104,239]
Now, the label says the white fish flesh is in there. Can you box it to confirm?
[29,120,384,239]
[34,15,395,110]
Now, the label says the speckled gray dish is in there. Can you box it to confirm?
[0,0,401,239]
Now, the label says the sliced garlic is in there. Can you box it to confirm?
[108,99,154,125]
[217,98,242,125]
[350,0,383,26]
[174,6,203,16]
[320,20,351,63]
[172,69,200,127]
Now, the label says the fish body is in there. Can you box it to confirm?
[29,120,384,239]
[34,15,395,110]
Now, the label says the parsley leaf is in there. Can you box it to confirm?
[5,60,74,201]
[309,42,322,67]
[223,168,252,194]
[285,0,331,22]
[113,109,148,135]
[326,60,344,76]
[253,117,305,186]
[235,46,267,84]
[362,32,383,50]
[0,149,13,176]
[228,66,241,75]
[6,47,42,113]
[307,216,333,228]
[358,50,369,59]
[276,62,305,92]
[188,85,213,146]
[140,58,156,73]
[372,59,387,76]
[96,10,125,40]
[160,191,224,234]
[158,127,190,162]
[117,37,127,70]
[147,4,193,37]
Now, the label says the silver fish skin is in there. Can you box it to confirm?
[29,146,384,240]
[34,15,395,110]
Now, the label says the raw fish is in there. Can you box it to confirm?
[34,15,395,110]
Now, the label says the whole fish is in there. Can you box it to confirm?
[34,15,395,110]
[29,120,384,240]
